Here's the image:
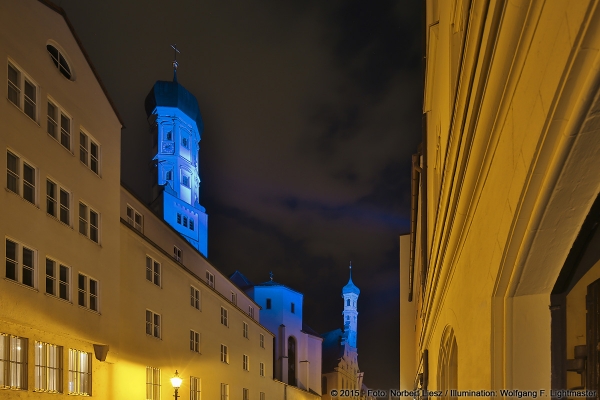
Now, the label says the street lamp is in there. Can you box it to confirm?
[170,370,182,400]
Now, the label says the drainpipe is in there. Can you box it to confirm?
[408,151,422,302]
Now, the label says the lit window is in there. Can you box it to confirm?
[260,334,265,349]
[46,44,72,80]
[260,362,265,377]
[260,392,266,400]
[35,341,62,393]
[47,100,71,151]
[8,62,37,121]
[45,258,70,301]
[78,202,99,243]
[0,333,28,390]
[78,274,99,312]
[266,299,271,309]
[146,310,161,339]
[243,388,250,400]
[243,354,249,371]
[190,377,201,400]
[249,306,254,319]
[206,271,214,288]
[5,238,36,288]
[146,256,161,287]
[145,366,161,400]
[190,330,200,353]
[221,383,229,400]
[7,150,36,205]
[79,132,100,175]
[126,205,143,232]
[173,246,182,262]
[68,348,91,395]
[243,322,248,339]
[231,292,237,305]
[220,344,229,364]
[47,179,70,225]
[190,286,201,310]
[221,307,228,327]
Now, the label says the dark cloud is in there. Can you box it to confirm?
[57,0,422,388]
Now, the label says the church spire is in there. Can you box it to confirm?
[341,263,360,348]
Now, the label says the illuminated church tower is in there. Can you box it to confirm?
[342,264,360,348]
[145,55,208,256]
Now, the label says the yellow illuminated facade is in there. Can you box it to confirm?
[402,0,600,395]
[0,1,320,399]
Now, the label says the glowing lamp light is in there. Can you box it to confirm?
[170,370,182,399]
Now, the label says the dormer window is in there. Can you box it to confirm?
[46,44,73,80]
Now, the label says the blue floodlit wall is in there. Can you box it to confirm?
[146,81,208,257]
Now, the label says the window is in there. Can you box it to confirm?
[78,274,99,312]
[347,299,350,306]
[190,376,201,400]
[146,366,161,400]
[35,341,62,393]
[266,298,271,309]
[182,175,190,187]
[190,330,200,353]
[47,44,72,80]
[220,383,229,400]
[243,388,249,400]
[68,348,91,395]
[173,246,182,262]
[243,354,249,371]
[47,100,71,150]
[190,286,201,310]
[79,132,99,174]
[249,306,254,319]
[220,344,229,364]
[190,220,194,231]
[146,256,161,287]
[45,258,70,301]
[291,303,295,313]
[5,238,35,288]
[260,392,266,400]
[7,151,36,205]
[206,271,214,288]
[260,362,265,377]
[220,307,228,327]
[182,136,189,149]
[165,170,173,181]
[46,179,70,225]
[126,205,143,232]
[260,334,265,349]
[146,310,161,339]
[8,62,37,121]
[0,333,28,389]
[243,322,248,339]
[231,292,237,305]
[78,202,99,243]
[438,327,458,400]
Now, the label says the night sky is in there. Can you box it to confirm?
[55,0,422,389]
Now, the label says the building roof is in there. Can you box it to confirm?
[145,80,204,132]
[229,270,255,291]
[342,274,360,295]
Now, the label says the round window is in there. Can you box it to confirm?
[47,44,72,80]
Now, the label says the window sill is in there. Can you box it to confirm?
[4,277,38,292]
[77,231,101,247]
[47,133,74,157]
[79,160,102,179]
[47,213,73,230]
[5,187,39,209]
[145,334,162,341]
[7,97,39,126]
[45,292,72,304]
[78,305,101,315]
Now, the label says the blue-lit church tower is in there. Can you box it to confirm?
[342,264,360,348]
[145,71,208,257]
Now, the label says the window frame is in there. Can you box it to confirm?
[190,330,200,353]
[190,376,201,400]
[46,178,70,225]
[145,366,161,400]
[220,344,229,364]
[77,273,99,312]
[173,246,182,262]
[7,150,37,206]
[7,60,38,122]
[260,334,265,349]
[220,307,228,327]
[78,201,100,244]
[145,255,161,288]
[243,322,249,339]
[0,333,28,390]
[46,98,72,151]
[190,286,201,310]
[260,362,265,377]
[249,306,254,319]
[231,291,237,305]
[146,310,161,339]
[5,237,37,288]
[45,258,70,301]
[79,130,100,175]
[34,341,63,393]
[220,383,229,400]
[243,388,250,400]
[243,354,249,371]
[68,348,91,395]
[206,271,214,288]
[126,204,143,232]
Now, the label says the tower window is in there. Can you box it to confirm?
[182,136,189,149]
[347,299,350,306]
[166,131,172,141]
[190,220,194,231]
[266,299,271,309]
[166,170,173,181]
[177,213,182,224]
[183,216,188,228]
[182,176,190,187]
[291,303,295,313]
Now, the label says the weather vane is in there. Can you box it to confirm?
[171,44,181,81]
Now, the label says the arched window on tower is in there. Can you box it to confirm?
[438,326,458,399]
[288,336,296,386]
[347,299,350,306]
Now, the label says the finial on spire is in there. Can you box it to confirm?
[170,44,181,82]
[269,271,274,281]
[349,261,353,280]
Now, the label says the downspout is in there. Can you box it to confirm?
[408,151,422,302]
